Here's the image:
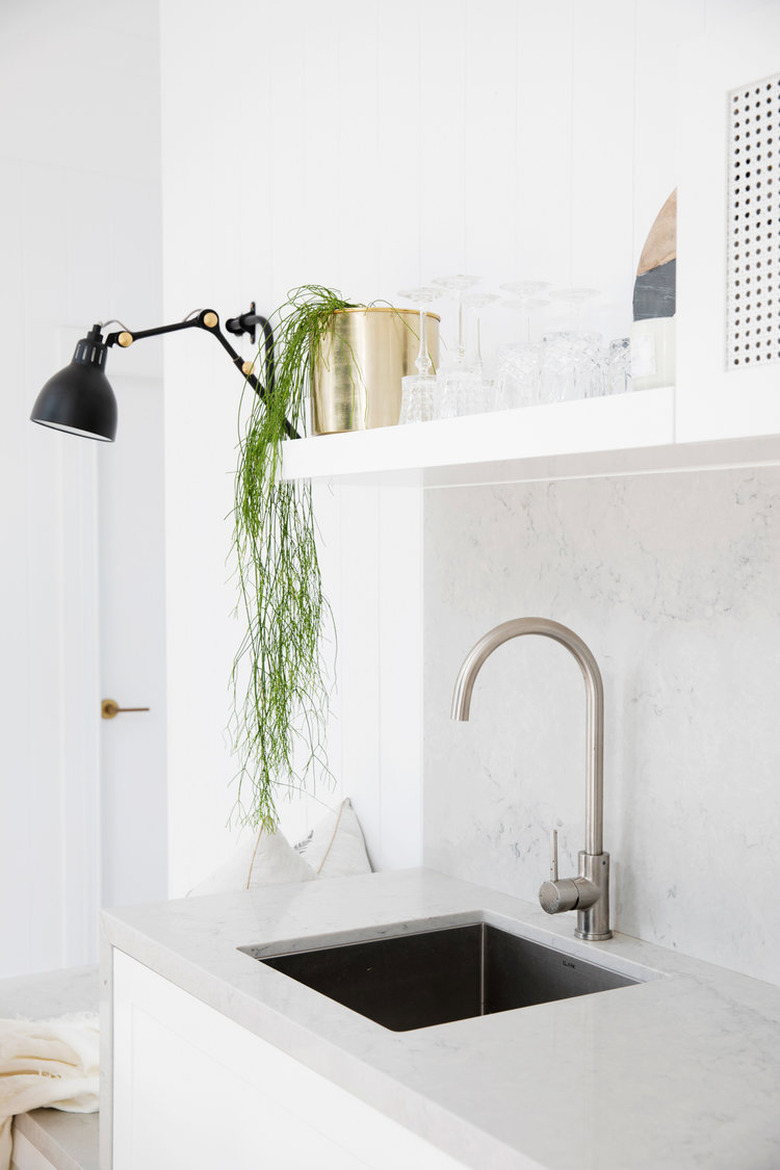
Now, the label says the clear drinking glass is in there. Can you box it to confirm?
[494,342,543,409]
[605,338,631,396]
[397,286,440,424]
[539,332,604,402]
[436,365,482,419]
[538,288,604,402]
[494,292,549,409]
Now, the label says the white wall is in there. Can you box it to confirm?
[9,0,776,983]
[159,0,704,892]
[0,0,165,976]
[424,468,780,984]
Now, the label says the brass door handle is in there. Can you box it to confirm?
[101,698,150,720]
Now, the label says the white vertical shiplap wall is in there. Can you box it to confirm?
[0,0,163,976]
[315,474,425,871]
[160,0,703,890]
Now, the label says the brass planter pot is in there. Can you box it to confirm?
[311,307,440,435]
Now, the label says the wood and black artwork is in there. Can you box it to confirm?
[633,189,677,321]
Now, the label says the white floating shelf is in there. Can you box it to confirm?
[281,387,675,482]
[280,386,780,487]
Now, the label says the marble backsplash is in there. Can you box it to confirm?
[423,467,780,984]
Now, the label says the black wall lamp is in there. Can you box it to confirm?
[30,303,297,441]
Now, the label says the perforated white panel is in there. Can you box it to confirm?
[727,73,780,369]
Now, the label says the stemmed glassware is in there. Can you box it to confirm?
[394,276,615,418]
[431,275,491,419]
[462,292,499,368]
[547,286,600,332]
[397,286,440,425]
[459,292,499,414]
[431,273,479,367]
[499,281,551,343]
[495,283,550,409]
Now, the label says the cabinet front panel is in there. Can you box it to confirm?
[112,950,466,1170]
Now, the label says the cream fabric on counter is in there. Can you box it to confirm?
[0,1011,99,1170]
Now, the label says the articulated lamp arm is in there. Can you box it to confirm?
[30,302,296,442]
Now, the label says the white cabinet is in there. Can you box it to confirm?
[274,13,780,491]
[676,5,780,445]
[111,950,466,1170]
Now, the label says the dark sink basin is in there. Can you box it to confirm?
[242,922,640,1032]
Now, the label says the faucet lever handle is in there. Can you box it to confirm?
[549,829,559,882]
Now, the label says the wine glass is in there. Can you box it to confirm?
[397,286,440,424]
[461,292,498,369]
[494,293,548,409]
[548,286,600,331]
[430,275,481,418]
[431,274,480,367]
[458,291,500,414]
[499,281,551,342]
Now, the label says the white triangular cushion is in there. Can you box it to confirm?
[188,827,314,896]
[296,798,372,877]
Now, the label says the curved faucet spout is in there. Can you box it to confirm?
[451,616,611,939]
[451,617,605,861]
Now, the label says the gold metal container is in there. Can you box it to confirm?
[311,307,440,434]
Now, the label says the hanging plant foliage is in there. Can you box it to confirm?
[231,285,354,828]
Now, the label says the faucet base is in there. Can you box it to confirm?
[575,851,612,941]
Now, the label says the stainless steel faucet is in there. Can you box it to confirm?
[451,617,612,941]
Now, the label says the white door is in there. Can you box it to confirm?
[97,362,168,911]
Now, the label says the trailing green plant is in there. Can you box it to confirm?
[230,285,355,829]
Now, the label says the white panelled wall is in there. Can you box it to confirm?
[160,0,704,887]
[0,0,165,977]
[7,0,778,986]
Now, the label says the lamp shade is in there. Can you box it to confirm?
[30,325,117,441]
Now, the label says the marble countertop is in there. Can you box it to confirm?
[101,868,780,1170]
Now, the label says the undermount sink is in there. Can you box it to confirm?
[241,921,642,1032]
